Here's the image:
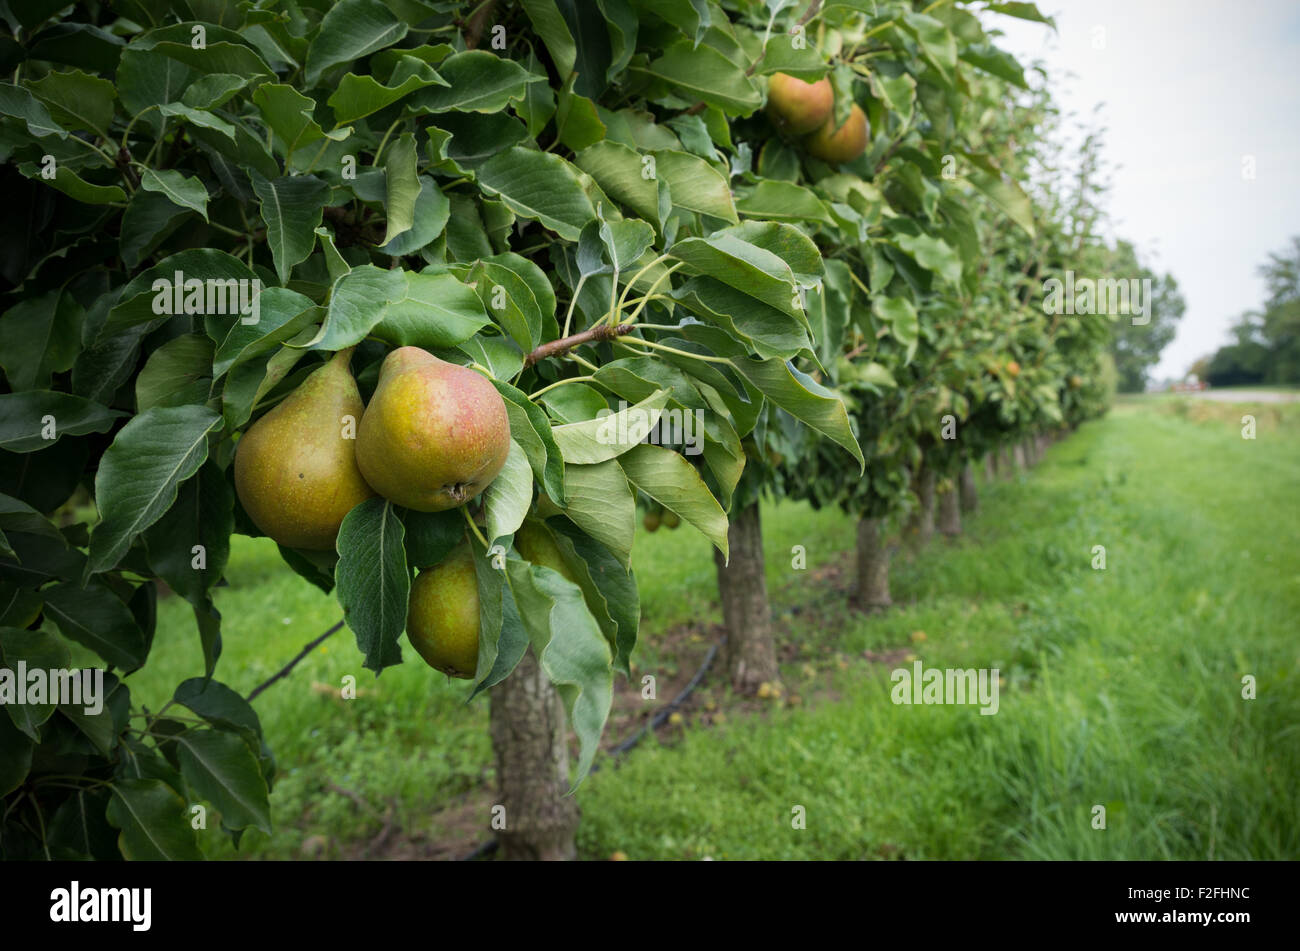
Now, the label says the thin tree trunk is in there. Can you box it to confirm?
[905,467,936,547]
[1013,442,1026,470]
[713,501,776,695]
[489,647,578,860]
[937,485,961,537]
[984,453,996,482]
[959,463,979,514]
[1037,433,1049,460]
[855,516,891,610]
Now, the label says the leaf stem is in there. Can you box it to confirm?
[527,375,596,400]
[462,506,490,549]
[615,336,733,364]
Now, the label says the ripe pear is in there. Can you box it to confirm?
[407,542,480,679]
[767,72,834,135]
[234,349,374,551]
[355,347,511,512]
[805,104,869,164]
[514,519,577,583]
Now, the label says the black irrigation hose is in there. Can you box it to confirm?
[458,635,726,861]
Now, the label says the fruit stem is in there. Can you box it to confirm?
[462,505,490,549]
[330,346,357,368]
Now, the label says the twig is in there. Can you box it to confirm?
[523,323,634,368]
[246,619,345,703]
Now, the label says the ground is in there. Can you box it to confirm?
[122,395,1299,860]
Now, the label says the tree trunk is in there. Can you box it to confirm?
[959,463,979,514]
[854,517,891,610]
[713,501,777,695]
[1013,442,1026,470]
[937,485,961,537]
[984,453,996,482]
[489,647,579,860]
[905,467,936,548]
[1037,433,1049,460]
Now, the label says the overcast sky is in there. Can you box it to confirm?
[989,0,1300,379]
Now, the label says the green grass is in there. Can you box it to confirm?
[127,400,1300,859]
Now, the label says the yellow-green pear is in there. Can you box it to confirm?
[514,518,577,582]
[233,349,374,551]
[407,542,480,679]
[767,72,834,135]
[805,104,869,164]
[356,347,511,511]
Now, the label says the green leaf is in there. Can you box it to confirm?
[379,175,449,255]
[484,440,533,545]
[617,443,729,557]
[42,581,147,671]
[401,508,463,570]
[890,232,963,284]
[22,164,125,205]
[140,168,209,221]
[555,77,606,151]
[504,558,612,786]
[106,779,204,860]
[964,163,1036,238]
[101,248,259,337]
[672,276,811,361]
[328,70,443,125]
[669,231,808,321]
[175,729,271,834]
[0,390,122,452]
[0,82,66,137]
[335,498,408,672]
[574,140,660,226]
[87,405,222,575]
[252,83,347,158]
[639,39,761,114]
[209,286,318,379]
[173,677,263,743]
[0,712,33,796]
[875,296,919,362]
[736,179,833,225]
[306,266,489,352]
[132,22,274,79]
[143,460,232,605]
[26,68,116,137]
[960,42,1027,89]
[652,149,737,222]
[559,460,634,568]
[0,626,69,738]
[520,0,576,79]
[383,131,419,245]
[0,289,82,391]
[411,50,537,113]
[551,388,671,464]
[476,147,597,241]
[180,73,247,109]
[135,334,213,411]
[494,380,566,502]
[304,0,408,86]
[120,192,190,269]
[251,172,331,285]
[678,325,864,467]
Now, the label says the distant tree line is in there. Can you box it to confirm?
[1193,237,1300,387]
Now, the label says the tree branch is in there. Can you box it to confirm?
[246,619,345,703]
[524,323,634,368]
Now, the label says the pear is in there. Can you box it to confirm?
[514,518,577,582]
[356,347,511,512]
[234,349,374,551]
[767,72,834,135]
[407,542,480,679]
[805,104,869,165]
[642,510,661,533]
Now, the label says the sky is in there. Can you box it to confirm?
[989,0,1300,380]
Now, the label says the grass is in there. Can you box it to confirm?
[126,399,1300,860]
